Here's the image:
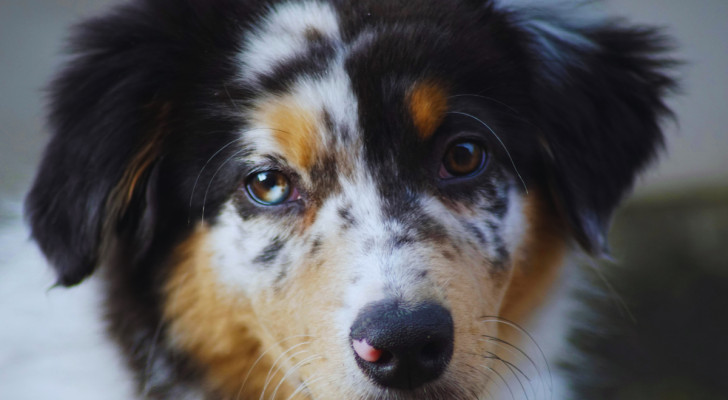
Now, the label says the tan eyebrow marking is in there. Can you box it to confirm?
[253,95,323,171]
[408,80,449,140]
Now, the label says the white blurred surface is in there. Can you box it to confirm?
[0,202,135,400]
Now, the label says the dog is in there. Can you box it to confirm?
[25,0,675,398]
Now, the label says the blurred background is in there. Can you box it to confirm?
[0,0,726,399]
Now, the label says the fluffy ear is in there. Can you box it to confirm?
[26,0,255,287]
[25,4,179,287]
[517,11,677,255]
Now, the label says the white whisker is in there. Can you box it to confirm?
[447,111,528,194]
[285,375,327,400]
[188,136,243,224]
[480,316,553,399]
[259,343,312,400]
[236,335,314,400]
[270,354,323,400]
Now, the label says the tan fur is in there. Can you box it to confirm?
[408,81,449,140]
[252,95,324,171]
[500,192,568,323]
[107,103,170,217]
[252,237,353,398]
[163,226,304,399]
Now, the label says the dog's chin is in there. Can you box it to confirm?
[327,378,476,400]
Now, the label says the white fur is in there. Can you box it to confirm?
[238,1,342,86]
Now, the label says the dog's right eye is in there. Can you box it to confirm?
[245,171,295,206]
[439,141,487,179]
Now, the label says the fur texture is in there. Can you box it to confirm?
[26,0,675,399]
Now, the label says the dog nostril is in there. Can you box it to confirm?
[353,338,383,363]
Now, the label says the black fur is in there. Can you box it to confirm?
[25,0,675,398]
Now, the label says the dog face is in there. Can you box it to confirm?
[26,0,674,398]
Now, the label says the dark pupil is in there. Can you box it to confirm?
[257,172,279,190]
[445,142,482,175]
[250,171,290,204]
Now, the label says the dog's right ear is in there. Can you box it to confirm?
[25,16,160,287]
[27,0,257,287]
[25,2,192,287]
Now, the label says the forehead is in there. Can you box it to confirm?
[235,1,492,175]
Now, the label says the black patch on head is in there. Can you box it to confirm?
[257,32,337,94]
[254,236,286,266]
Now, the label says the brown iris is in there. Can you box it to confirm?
[246,171,292,205]
[441,141,487,178]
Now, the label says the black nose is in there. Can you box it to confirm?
[349,300,454,390]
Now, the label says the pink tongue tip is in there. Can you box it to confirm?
[353,339,383,362]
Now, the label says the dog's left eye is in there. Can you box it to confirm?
[439,141,487,179]
[246,171,294,206]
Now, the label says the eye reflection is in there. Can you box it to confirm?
[246,171,292,205]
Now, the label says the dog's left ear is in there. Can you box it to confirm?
[518,13,677,255]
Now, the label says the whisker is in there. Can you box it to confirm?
[583,255,637,324]
[480,335,545,398]
[481,335,541,380]
[463,360,498,400]
[484,364,516,400]
[188,136,243,224]
[448,94,544,133]
[260,343,312,400]
[285,375,327,400]
[480,316,553,399]
[236,335,314,400]
[447,111,528,194]
[200,148,248,223]
[223,83,243,113]
[485,351,533,400]
[448,94,523,116]
[270,354,322,400]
